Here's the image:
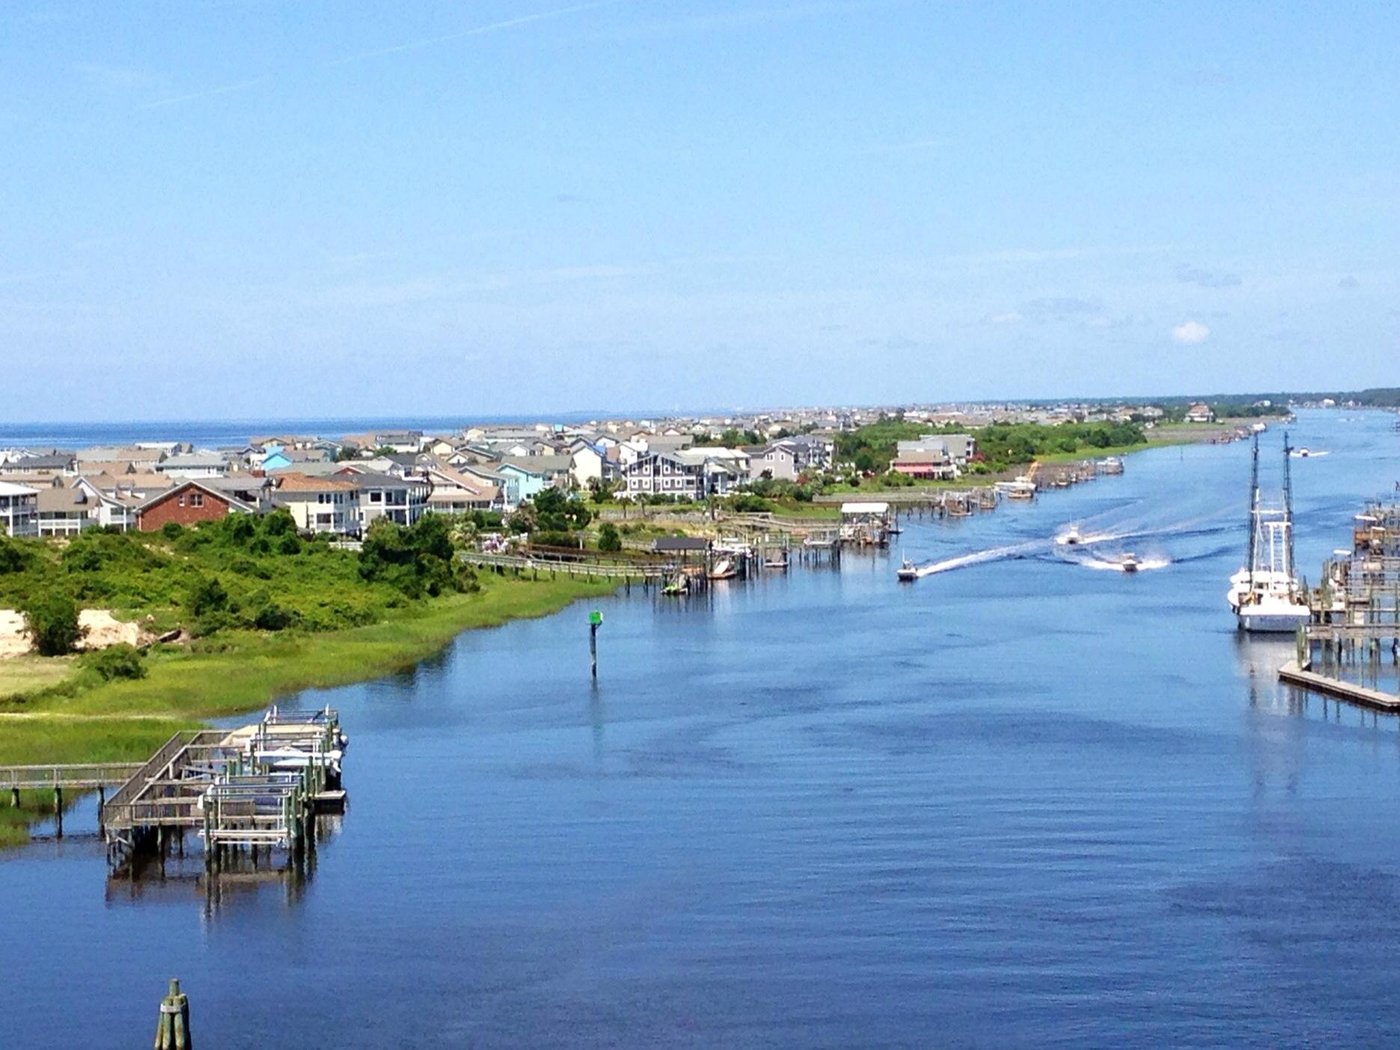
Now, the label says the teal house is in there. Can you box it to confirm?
[261,445,293,472]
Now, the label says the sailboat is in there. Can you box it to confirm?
[1226,433,1311,633]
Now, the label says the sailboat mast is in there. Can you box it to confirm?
[1282,430,1295,575]
[1246,432,1259,586]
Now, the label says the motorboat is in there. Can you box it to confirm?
[1057,524,1082,546]
[1119,552,1140,573]
[896,558,919,582]
[764,552,790,570]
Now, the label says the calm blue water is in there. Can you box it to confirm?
[5,409,1400,1048]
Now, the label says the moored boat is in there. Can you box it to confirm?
[708,557,738,580]
[1227,433,1311,633]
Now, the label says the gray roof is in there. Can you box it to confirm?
[158,453,229,469]
[500,455,574,474]
[9,453,74,470]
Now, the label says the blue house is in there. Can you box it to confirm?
[260,444,293,472]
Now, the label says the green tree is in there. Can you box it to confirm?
[358,514,465,598]
[597,523,622,552]
[21,591,86,656]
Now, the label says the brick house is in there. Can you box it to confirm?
[134,480,255,532]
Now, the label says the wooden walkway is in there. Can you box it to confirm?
[1,762,142,792]
[463,550,668,581]
[1279,660,1400,712]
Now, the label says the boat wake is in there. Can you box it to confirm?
[914,540,1039,577]
[1069,552,1171,573]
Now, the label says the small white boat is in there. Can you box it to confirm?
[896,558,919,582]
[764,553,789,570]
[1119,552,1141,573]
[1057,525,1082,546]
[708,557,738,580]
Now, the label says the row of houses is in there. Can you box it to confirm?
[0,468,436,539]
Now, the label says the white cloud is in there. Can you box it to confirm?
[1171,320,1211,345]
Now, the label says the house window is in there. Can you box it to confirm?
[191,493,204,508]
[370,492,382,503]
[177,495,185,507]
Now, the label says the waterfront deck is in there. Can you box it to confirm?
[99,706,346,872]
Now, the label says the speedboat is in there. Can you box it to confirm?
[896,558,919,582]
[1119,552,1140,573]
[1058,525,1082,546]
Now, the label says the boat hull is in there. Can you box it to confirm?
[1237,609,1310,633]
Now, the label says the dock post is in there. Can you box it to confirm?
[54,786,63,838]
[153,978,193,1050]
[10,787,18,808]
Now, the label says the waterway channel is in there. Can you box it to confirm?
[4,408,1400,1047]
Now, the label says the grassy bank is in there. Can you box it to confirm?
[0,572,616,849]
[7,573,615,723]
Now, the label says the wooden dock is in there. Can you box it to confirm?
[1279,660,1400,711]
[1,761,144,837]
[98,706,347,873]
[464,549,669,583]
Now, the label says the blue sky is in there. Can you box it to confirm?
[3,1,1396,421]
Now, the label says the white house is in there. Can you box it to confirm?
[0,480,40,537]
[273,473,362,536]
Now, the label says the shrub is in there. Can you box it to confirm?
[531,530,578,549]
[358,516,466,599]
[21,592,86,656]
[84,643,147,681]
[0,536,30,574]
[276,533,302,556]
[597,523,622,552]
[263,509,296,536]
[160,521,184,539]
[253,603,294,631]
[186,575,229,617]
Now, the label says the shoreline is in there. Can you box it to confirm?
[0,573,618,846]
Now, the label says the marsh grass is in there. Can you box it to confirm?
[0,573,616,845]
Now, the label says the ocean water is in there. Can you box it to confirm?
[3,409,1400,1047]
[0,414,603,450]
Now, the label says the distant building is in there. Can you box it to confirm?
[339,470,429,528]
[1184,403,1215,423]
[273,473,362,536]
[622,448,750,500]
[134,480,255,532]
[0,480,40,537]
